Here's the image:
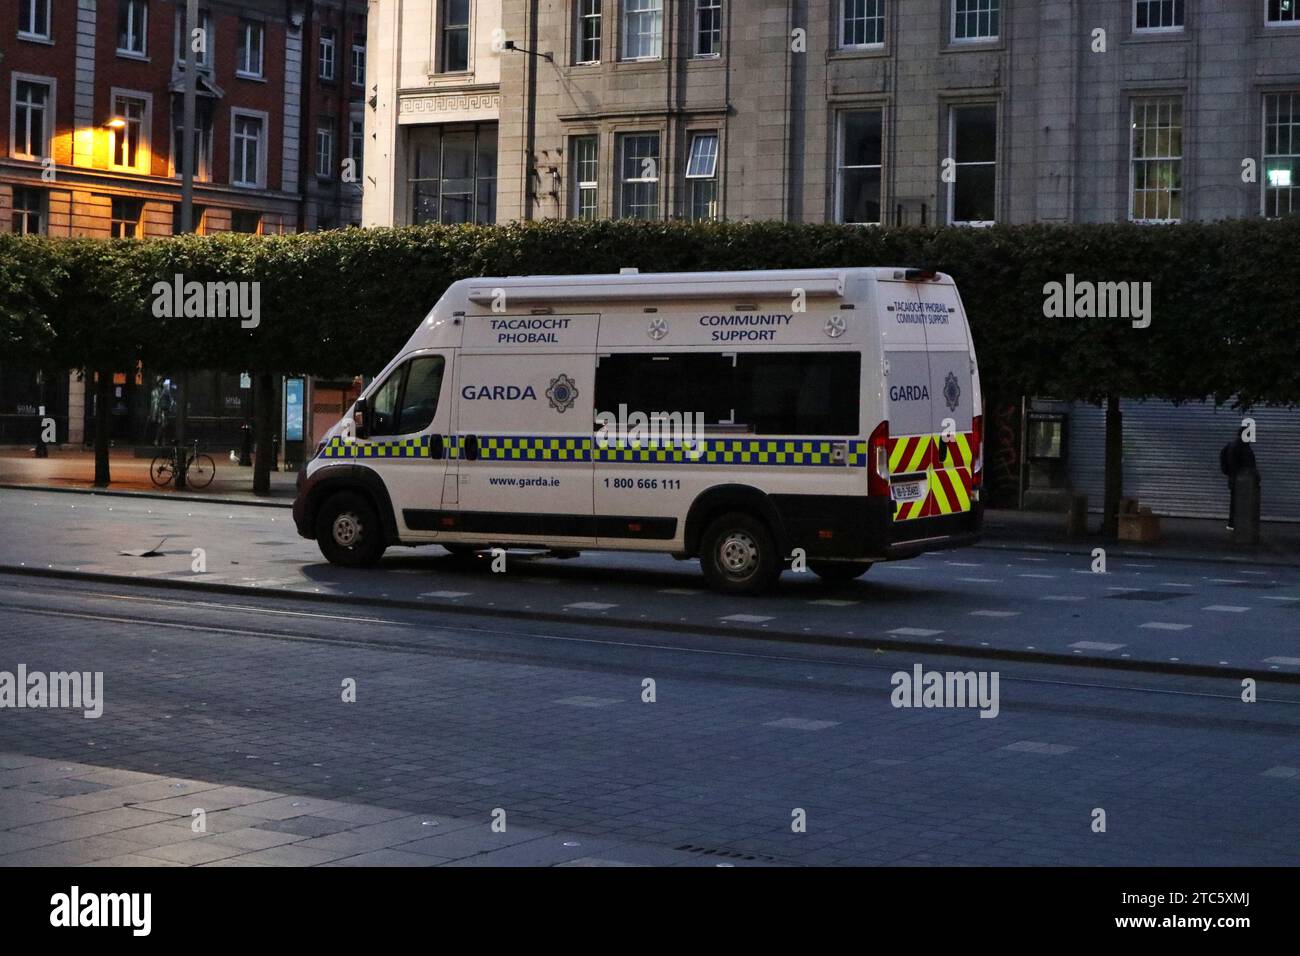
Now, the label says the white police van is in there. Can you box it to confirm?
[293,268,984,594]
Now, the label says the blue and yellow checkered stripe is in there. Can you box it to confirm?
[322,435,872,467]
[319,436,432,459]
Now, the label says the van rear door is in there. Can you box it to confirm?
[876,279,934,521]
[915,280,975,519]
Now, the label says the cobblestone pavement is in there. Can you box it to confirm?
[2,575,1298,866]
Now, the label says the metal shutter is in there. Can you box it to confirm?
[1067,400,1300,522]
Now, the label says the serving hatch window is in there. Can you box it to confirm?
[595,351,860,436]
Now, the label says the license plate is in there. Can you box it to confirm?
[891,480,925,502]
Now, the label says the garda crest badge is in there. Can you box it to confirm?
[546,373,579,413]
[943,371,961,413]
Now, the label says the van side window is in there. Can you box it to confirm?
[368,355,446,437]
[396,356,446,434]
[369,368,405,436]
[595,351,860,436]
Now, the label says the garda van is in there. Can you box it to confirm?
[292,268,984,594]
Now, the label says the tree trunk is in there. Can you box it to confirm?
[93,368,113,487]
[1102,394,1123,540]
[253,372,276,495]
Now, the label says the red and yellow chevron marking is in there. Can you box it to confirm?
[887,434,933,474]
[928,466,973,516]
[894,496,927,521]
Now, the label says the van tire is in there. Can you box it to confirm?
[700,512,781,595]
[809,561,873,583]
[316,492,386,567]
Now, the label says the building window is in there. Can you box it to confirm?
[111,93,149,172]
[350,118,365,180]
[442,0,470,72]
[1134,0,1183,31]
[1267,0,1299,24]
[1130,97,1182,222]
[836,110,882,225]
[352,42,366,85]
[576,0,602,63]
[949,104,997,225]
[685,132,719,220]
[571,135,598,219]
[316,123,335,179]
[618,132,660,219]
[11,78,53,160]
[841,0,885,48]
[1264,93,1300,217]
[117,0,147,55]
[622,0,663,60]
[172,204,206,234]
[695,0,722,56]
[408,124,498,225]
[171,101,213,180]
[952,0,999,42]
[231,111,265,187]
[110,198,141,238]
[237,20,264,77]
[11,187,46,235]
[319,29,336,79]
[231,210,262,234]
[19,0,51,40]
[175,8,211,68]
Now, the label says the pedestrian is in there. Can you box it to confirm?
[1219,431,1258,531]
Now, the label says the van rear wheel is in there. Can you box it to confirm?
[316,492,386,567]
[809,560,873,583]
[700,512,781,595]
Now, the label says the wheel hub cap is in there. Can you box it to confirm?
[719,532,758,576]
[332,512,362,547]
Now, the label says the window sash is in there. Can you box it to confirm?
[320,32,336,78]
[175,9,211,67]
[316,126,335,178]
[238,21,264,75]
[952,0,999,41]
[352,44,366,85]
[11,188,46,235]
[1129,97,1183,222]
[841,0,885,47]
[695,0,722,56]
[577,0,602,62]
[1263,92,1300,217]
[1133,0,1184,31]
[572,136,599,219]
[685,133,718,178]
[110,198,141,238]
[13,81,51,158]
[20,0,51,38]
[1267,0,1299,24]
[118,0,148,54]
[442,0,470,71]
[619,133,660,219]
[233,115,264,186]
[111,95,147,169]
[837,110,882,225]
[622,0,663,60]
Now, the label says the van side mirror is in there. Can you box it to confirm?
[353,398,370,439]
[430,434,444,459]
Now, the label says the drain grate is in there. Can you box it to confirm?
[1105,590,1189,602]
[675,843,781,863]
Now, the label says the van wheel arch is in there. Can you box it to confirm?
[303,466,399,544]
[684,485,787,558]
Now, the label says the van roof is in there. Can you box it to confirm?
[457,268,950,306]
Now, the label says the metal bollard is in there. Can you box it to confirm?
[1231,468,1260,546]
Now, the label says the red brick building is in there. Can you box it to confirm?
[1,0,366,238]
[1,0,367,449]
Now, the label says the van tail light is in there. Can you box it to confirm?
[970,414,984,488]
[868,420,890,497]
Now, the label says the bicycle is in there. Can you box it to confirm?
[150,440,215,490]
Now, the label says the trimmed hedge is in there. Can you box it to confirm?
[3,218,1299,407]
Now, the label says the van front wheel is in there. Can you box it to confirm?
[316,492,386,567]
[700,512,781,595]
